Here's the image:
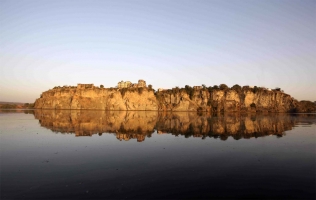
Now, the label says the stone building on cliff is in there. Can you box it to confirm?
[117,79,146,89]
[117,81,132,88]
[77,84,94,89]
[137,79,146,87]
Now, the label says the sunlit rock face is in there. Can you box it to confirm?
[33,110,309,142]
[34,85,316,112]
[34,86,158,110]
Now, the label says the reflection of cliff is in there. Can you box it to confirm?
[156,113,301,140]
[34,110,316,141]
[35,110,157,142]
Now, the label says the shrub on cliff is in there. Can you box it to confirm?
[184,85,194,100]
[231,84,242,92]
[100,85,104,88]
[253,86,258,93]
[172,87,180,94]
[138,87,144,95]
[184,85,192,93]
[250,103,256,108]
[219,84,229,90]
[207,86,213,92]
[147,84,155,93]
[120,88,128,97]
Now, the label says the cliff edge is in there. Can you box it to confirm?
[34,83,316,113]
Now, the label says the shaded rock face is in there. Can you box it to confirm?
[156,89,314,113]
[295,101,316,113]
[33,110,315,141]
[156,91,202,111]
[34,86,315,113]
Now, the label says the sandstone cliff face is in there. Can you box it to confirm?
[34,86,315,113]
[156,88,313,113]
[35,87,158,111]
[157,91,201,111]
[295,101,316,113]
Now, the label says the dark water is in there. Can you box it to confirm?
[1,110,315,199]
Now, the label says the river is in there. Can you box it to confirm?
[1,110,315,199]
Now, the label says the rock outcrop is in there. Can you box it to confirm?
[34,85,158,111]
[34,84,316,113]
[155,87,315,113]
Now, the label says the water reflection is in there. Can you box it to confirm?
[32,110,316,141]
[2,110,315,199]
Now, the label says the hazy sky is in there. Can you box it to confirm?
[1,0,315,103]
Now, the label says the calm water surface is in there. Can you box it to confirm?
[1,110,315,199]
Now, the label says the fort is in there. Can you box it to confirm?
[118,79,146,89]
[77,84,94,89]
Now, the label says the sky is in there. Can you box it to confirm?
[0,0,315,103]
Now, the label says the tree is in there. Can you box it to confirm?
[213,85,219,89]
[184,85,194,100]
[231,84,242,92]
[219,84,229,90]
[207,86,213,92]
[253,86,258,93]
[100,85,104,88]
[202,84,206,89]
[148,84,153,90]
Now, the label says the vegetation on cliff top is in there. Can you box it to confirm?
[34,82,315,113]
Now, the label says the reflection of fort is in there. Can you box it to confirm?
[33,110,315,142]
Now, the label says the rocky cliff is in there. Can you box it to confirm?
[34,86,158,111]
[34,84,316,113]
[153,87,315,113]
